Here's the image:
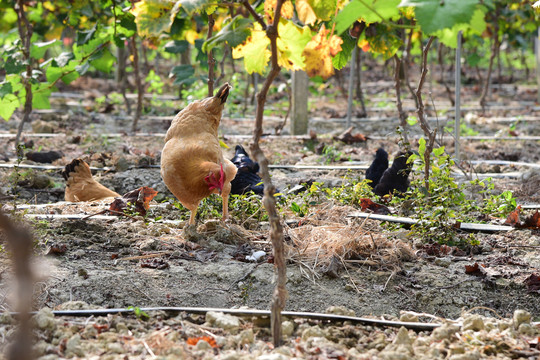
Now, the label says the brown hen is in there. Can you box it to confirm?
[63,159,120,201]
[161,83,237,225]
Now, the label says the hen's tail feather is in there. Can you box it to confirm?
[62,158,91,181]
[215,83,231,104]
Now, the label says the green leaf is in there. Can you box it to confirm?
[5,59,27,75]
[164,40,189,54]
[0,82,13,99]
[308,0,336,21]
[32,83,52,109]
[90,48,115,73]
[332,32,355,70]
[433,147,445,156]
[170,64,195,86]
[335,0,400,35]
[276,20,312,69]
[418,137,426,157]
[0,94,19,121]
[30,39,58,60]
[119,13,137,35]
[76,26,97,46]
[174,0,209,15]
[399,0,479,34]
[46,66,63,84]
[432,8,486,48]
[203,16,251,53]
[466,52,482,67]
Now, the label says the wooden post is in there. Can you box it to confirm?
[536,28,540,104]
[290,70,308,135]
[455,31,463,160]
[346,48,357,128]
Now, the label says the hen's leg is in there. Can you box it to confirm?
[220,182,232,221]
[186,201,200,225]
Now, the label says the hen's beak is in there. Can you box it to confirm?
[215,83,231,104]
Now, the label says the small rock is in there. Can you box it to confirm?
[31,174,53,189]
[205,311,241,333]
[393,327,412,346]
[195,340,213,351]
[65,334,84,357]
[0,312,14,325]
[82,324,98,338]
[462,315,484,332]
[219,351,241,360]
[114,157,130,172]
[434,257,451,267]
[432,324,460,341]
[518,323,535,336]
[116,322,129,334]
[72,249,85,259]
[281,321,294,337]
[325,306,355,317]
[301,325,325,341]
[257,354,290,360]
[399,312,419,323]
[513,309,531,328]
[32,120,57,133]
[235,329,254,345]
[33,308,56,331]
[448,351,480,360]
[107,342,124,353]
[56,301,92,310]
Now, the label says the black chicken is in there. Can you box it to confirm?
[365,148,388,188]
[373,151,413,196]
[230,145,264,195]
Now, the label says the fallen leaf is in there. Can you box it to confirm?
[109,186,158,216]
[186,336,218,348]
[522,210,540,229]
[334,126,369,144]
[524,273,540,293]
[504,205,521,226]
[465,263,487,277]
[359,198,390,215]
[140,258,169,270]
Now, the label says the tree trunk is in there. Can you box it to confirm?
[355,46,366,117]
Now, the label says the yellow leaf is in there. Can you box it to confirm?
[42,1,55,11]
[302,24,343,79]
[264,0,293,22]
[296,0,317,25]
[185,29,199,45]
[276,20,312,70]
[206,4,218,15]
[232,23,271,74]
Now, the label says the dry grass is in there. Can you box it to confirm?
[285,203,415,275]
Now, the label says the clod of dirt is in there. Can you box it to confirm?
[141,258,169,270]
[46,242,67,255]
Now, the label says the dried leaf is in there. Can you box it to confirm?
[504,205,521,226]
[186,336,218,348]
[522,210,540,229]
[465,262,486,277]
[109,186,158,216]
[140,258,169,270]
[524,273,540,293]
[302,24,343,79]
[359,198,390,215]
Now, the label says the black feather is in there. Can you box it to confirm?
[365,148,388,188]
[230,145,264,195]
[373,151,413,196]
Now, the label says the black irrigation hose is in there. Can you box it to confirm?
[15,306,441,332]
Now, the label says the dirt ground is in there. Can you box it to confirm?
[0,79,539,358]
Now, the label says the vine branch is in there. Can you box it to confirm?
[245,0,287,347]
[415,36,436,191]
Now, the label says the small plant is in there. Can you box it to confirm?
[127,306,149,320]
[320,145,344,164]
[444,120,479,137]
